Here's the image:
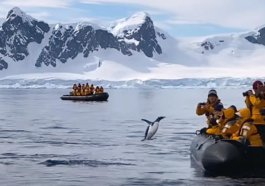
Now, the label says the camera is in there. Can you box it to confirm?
[242,90,252,97]
[199,102,206,106]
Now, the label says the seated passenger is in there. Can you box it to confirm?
[85,86,91,95]
[99,86,104,93]
[90,84,95,94]
[71,84,77,96]
[239,122,263,146]
[206,105,238,136]
[232,108,263,147]
[196,89,224,130]
[81,84,86,96]
[221,107,247,138]
[76,86,81,96]
[95,86,100,94]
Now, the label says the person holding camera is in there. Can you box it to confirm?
[244,80,265,144]
[196,89,224,131]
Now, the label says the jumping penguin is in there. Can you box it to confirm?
[141,116,165,141]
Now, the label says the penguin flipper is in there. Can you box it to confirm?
[142,125,150,140]
[141,119,152,125]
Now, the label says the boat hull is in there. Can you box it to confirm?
[190,133,265,175]
[60,92,109,101]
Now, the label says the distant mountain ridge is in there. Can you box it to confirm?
[1,7,265,80]
[198,27,265,54]
[0,7,163,71]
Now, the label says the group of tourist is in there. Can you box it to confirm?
[196,80,265,147]
[70,83,104,96]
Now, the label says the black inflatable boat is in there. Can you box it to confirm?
[60,92,109,101]
[190,131,265,175]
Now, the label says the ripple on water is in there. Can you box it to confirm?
[40,159,136,167]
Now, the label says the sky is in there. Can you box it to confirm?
[0,0,265,38]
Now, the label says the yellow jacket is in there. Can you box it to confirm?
[196,99,223,127]
[249,95,265,125]
[226,108,251,139]
[240,123,263,147]
[231,108,263,146]
[207,107,236,135]
[222,119,240,138]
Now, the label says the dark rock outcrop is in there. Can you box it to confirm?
[0,8,164,70]
[245,27,265,45]
[0,7,49,63]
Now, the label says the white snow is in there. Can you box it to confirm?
[2,29,265,87]
[2,9,265,89]
[123,38,140,45]
[54,23,61,30]
[109,12,148,37]
[74,22,102,31]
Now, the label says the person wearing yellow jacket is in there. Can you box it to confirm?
[223,108,251,139]
[232,108,263,147]
[196,89,224,130]
[244,80,265,144]
[206,105,237,135]
[220,106,241,138]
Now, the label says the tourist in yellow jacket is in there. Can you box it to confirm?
[196,89,224,129]
[207,106,237,135]
[244,80,265,144]
[232,108,263,147]
[223,108,251,139]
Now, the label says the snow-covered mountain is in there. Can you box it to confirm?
[196,27,265,55]
[1,7,265,83]
[0,7,192,77]
[0,7,49,70]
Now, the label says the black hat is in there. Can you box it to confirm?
[208,89,217,97]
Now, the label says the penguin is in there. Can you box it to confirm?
[141,116,165,141]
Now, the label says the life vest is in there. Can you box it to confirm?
[240,123,263,147]
[207,107,236,136]
[222,118,240,138]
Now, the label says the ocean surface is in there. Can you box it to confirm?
[0,88,264,186]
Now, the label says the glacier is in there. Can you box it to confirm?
[0,76,257,89]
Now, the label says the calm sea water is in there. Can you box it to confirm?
[0,88,264,186]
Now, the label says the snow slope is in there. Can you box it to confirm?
[1,7,265,88]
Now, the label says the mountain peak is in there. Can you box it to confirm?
[129,11,150,21]
[6,7,34,23]
[110,11,152,37]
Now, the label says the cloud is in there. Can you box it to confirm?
[1,0,73,8]
[29,12,51,20]
[80,0,265,29]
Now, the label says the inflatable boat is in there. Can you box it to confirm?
[190,130,265,175]
[60,92,109,101]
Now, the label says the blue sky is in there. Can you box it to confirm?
[1,0,265,38]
